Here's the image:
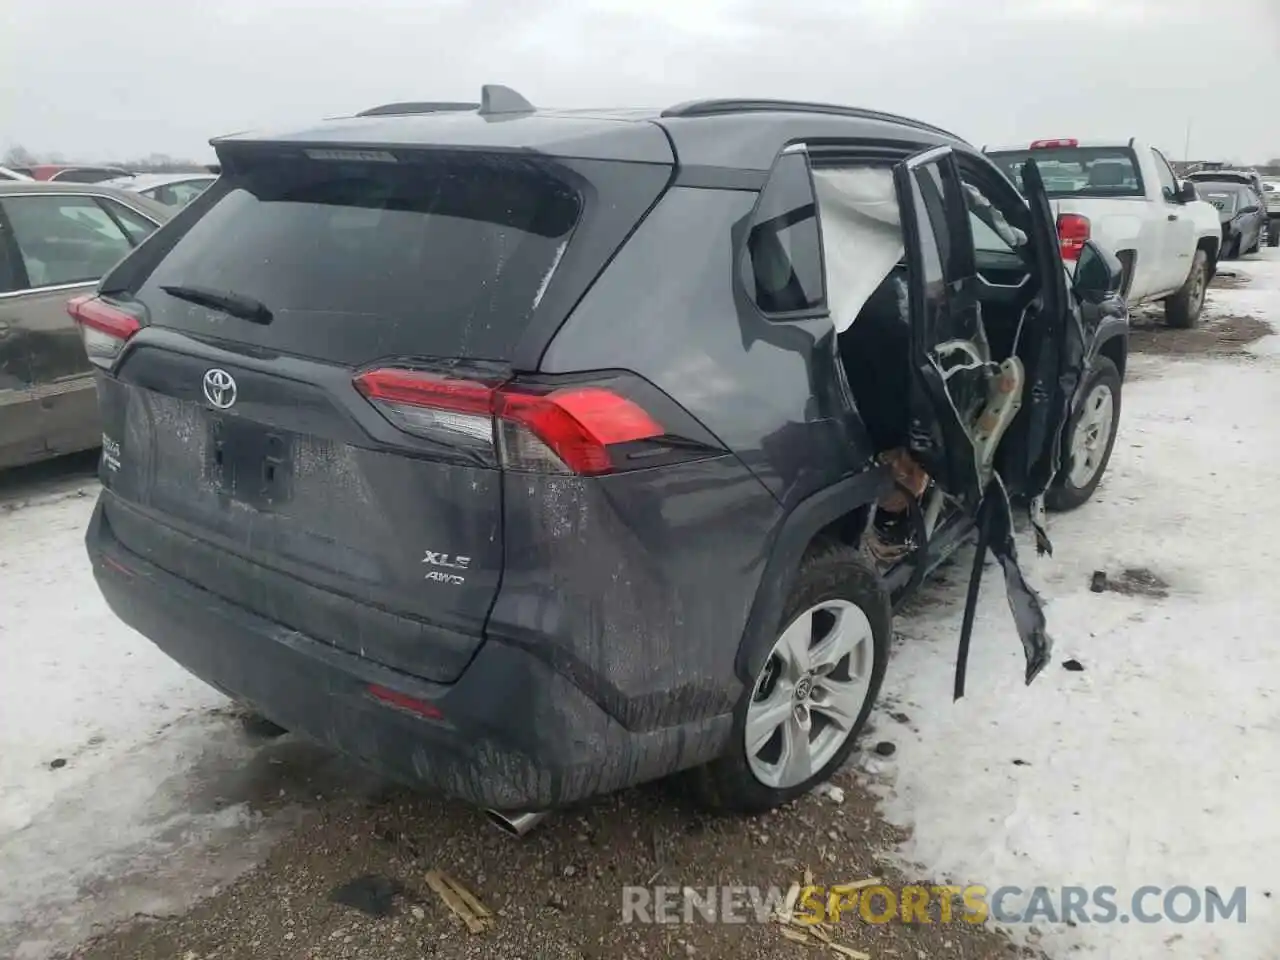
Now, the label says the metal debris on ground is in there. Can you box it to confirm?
[771,872,876,958]
[424,869,493,934]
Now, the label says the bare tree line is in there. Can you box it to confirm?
[2,144,209,173]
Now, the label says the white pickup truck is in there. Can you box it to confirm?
[985,138,1222,328]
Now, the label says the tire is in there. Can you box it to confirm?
[690,545,890,813]
[1268,223,1279,248]
[1164,249,1208,329]
[1046,357,1122,512]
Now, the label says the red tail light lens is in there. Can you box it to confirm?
[353,369,665,476]
[1056,213,1091,261]
[67,295,141,369]
[1030,138,1079,149]
[367,684,444,721]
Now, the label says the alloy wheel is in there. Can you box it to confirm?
[1067,382,1116,489]
[745,599,874,789]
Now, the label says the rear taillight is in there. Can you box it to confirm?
[353,369,667,476]
[1030,138,1079,149]
[67,295,141,369]
[1056,213,1091,261]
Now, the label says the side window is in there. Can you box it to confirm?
[0,219,22,293]
[742,148,826,316]
[100,198,158,244]
[168,181,211,207]
[1151,149,1179,202]
[898,151,979,346]
[0,195,134,289]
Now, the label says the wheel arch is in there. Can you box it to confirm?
[733,468,890,686]
[1096,329,1128,381]
[1196,235,1221,279]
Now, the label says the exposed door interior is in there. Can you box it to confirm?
[814,150,1047,531]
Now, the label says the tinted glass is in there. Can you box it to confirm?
[145,180,213,208]
[988,147,1144,198]
[1198,184,1246,215]
[0,194,134,288]
[744,150,826,315]
[130,154,582,364]
[100,198,158,243]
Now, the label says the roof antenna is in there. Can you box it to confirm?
[479,84,535,117]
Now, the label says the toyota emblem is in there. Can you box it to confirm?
[202,368,237,409]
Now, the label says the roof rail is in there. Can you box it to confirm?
[478,84,536,116]
[660,99,961,141]
[356,101,479,118]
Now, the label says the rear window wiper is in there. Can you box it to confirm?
[160,284,273,325]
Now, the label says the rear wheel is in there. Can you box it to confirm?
[1046,357,1122,512]
[1164,249,1208,329]
[690,545,890,813]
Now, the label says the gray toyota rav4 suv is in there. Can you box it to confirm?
[79,87,1128,820]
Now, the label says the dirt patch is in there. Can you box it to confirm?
[1128,310,1273,357]
[1092,567,1171,599]
[70,762,1041,960]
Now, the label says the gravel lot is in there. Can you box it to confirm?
[70,727,1036,960]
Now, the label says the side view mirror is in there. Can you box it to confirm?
[1175,180,1198,204]
[1072,239,1124,305]
[1240,205,1261,216]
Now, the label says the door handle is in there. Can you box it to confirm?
[1167,214,1179,221]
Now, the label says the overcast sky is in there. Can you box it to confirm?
[3,0,1278,165]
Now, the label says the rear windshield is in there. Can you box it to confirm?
[988,147,1144,199]
[128,153,582,364]
[1198,185,1244,214]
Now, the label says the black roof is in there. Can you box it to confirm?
[214,86,964,172]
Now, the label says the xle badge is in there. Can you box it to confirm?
[423,551,471,586]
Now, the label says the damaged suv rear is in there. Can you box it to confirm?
[80,87,1128,818]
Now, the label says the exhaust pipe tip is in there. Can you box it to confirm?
[484,809,549,838]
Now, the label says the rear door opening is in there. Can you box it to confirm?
[82,146,671,683]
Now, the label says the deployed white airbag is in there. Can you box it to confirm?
[811,166,904,334]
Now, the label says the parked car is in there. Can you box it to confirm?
[1261,179,1280,247]
[1186,167,1265,197]
[24,165,134,184]
[105,172,218,209]
[1192,179,1268,258]
[80,88,1128,824]
[986,138,1222,328]
[0,182,170,470]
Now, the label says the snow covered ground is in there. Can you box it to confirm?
[0,485,342,959]
[872,251,1280,959]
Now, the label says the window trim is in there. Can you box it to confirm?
[0,190,161,298]
[1150,148,1180,203]
[737,142,830,322]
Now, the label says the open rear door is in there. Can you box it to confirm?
[896,148,1057,698]
[893,146,986,512]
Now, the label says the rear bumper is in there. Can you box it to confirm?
[85,500,732,811]
[0,378,100,471]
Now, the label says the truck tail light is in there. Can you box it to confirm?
[67,295,142,369]
[1030,139,1079,149]
[1056,213,1091,261]
[353,369,669,476]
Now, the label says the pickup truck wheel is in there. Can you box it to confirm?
[689,545,889,813]
[1046,357,1122,512]
[1164,249,1208,329]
